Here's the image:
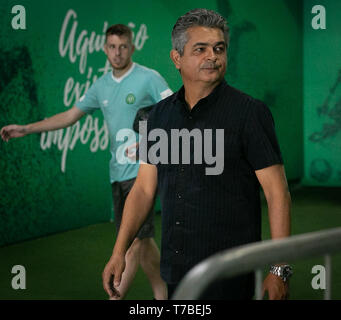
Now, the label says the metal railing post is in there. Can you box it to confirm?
[324,254,331,300]
[254,269,263,300]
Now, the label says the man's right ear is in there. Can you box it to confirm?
[170,50,181,70]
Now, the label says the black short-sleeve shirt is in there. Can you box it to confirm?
[140,79,283,284]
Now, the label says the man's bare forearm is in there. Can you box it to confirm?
[1,106,85,142]
[113,182,155,256]
[25,106,84,134]
[266,190,291,268]
[266,190,291,240]
[256,165,291,240]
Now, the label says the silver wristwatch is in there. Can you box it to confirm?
[269,264,293,282]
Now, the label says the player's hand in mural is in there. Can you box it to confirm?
[1,124,28,142]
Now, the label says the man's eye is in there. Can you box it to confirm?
[214,46,225,53]
[195,47,204,53]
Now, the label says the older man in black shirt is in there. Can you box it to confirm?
[103,9,291,300]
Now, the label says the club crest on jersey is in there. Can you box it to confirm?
[126,93,136,105]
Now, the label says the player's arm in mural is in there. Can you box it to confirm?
[0,105,85,142]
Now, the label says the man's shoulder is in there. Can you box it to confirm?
[226,84,265,108]
[149,92,176,119]
[134,63,165,81]
[155,92,176,108]
[225,83,269,118]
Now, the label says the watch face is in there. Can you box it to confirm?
[283,266,293,278]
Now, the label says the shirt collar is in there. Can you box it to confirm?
[172,79,227,113]
[111,62,136,83]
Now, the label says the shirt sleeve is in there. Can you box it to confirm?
[242,101,283,170]
[75,81,100,114]
[138,106,157,165]
[148,71,173,103]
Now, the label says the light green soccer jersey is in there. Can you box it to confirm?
[76,62,172,183]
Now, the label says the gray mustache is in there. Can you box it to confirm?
[201,63,220,69]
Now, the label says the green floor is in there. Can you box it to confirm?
[0,186,340,300]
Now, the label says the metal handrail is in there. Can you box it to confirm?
[172,227,341,300]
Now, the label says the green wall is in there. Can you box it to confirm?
[303,0,341,186]
[219,0,303,182]
[0,0,303,246]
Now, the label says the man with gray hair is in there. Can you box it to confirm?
[103,9,292,300]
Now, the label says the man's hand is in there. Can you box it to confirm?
[102,253,126,300]
[1,125,27,142]
[125,142,139,161]
[262,273,289,300]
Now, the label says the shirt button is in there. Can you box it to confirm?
[176,221,180,225]
[180,167,185,172]
[175,250,179,254]
[189,116,193,120]
[177,194,182,199]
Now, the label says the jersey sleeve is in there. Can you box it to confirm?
[242,102,283,171]
[75,81,100,114]
[148,71,173,103]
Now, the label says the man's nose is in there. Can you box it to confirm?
[114,48,121,56]
[206,47,217,61]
